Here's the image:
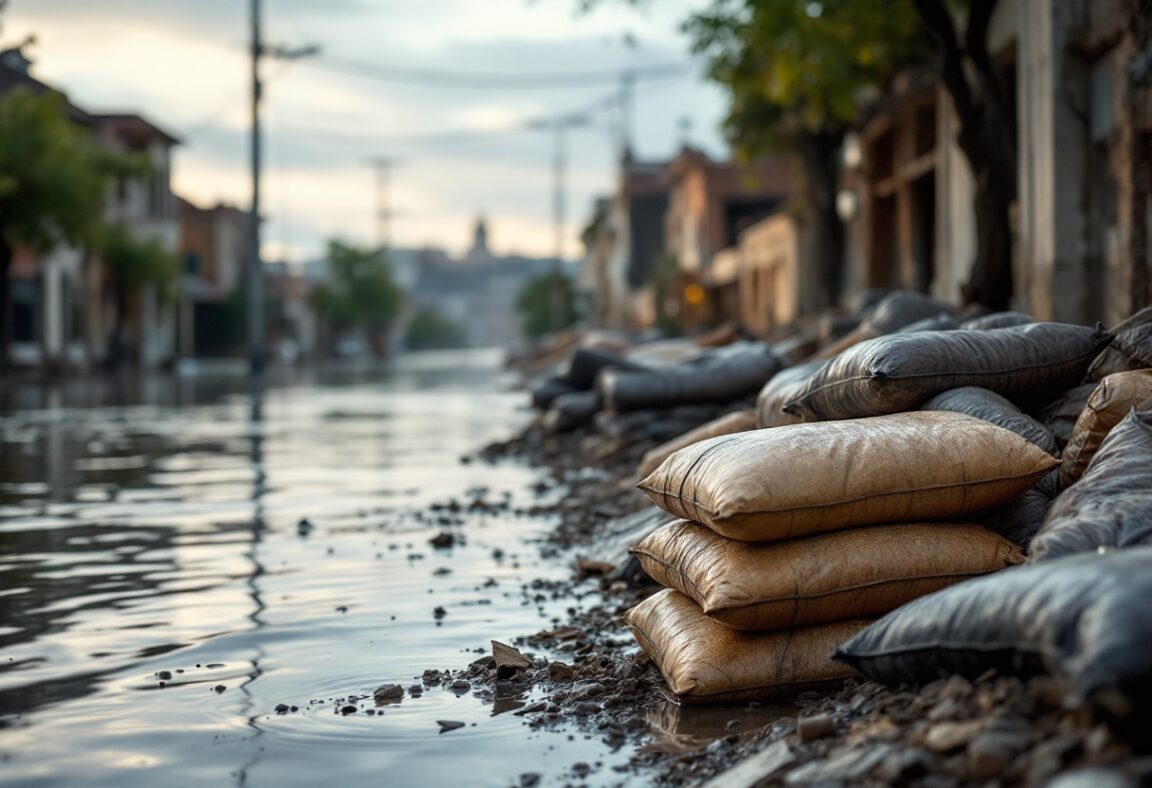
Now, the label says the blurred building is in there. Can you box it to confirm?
[178,199,249,358]
[840,0,1150,325]
[0,46,182,370]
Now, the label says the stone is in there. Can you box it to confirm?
[967,732,1013,779]
[1047,768,1135,788]
[548,661,574,681]
[429,531,455,548]
[785,745,893,784]
[699,740,794,788]
[925,720,986,752]
[436,720,465,733]
[373,683,404,703]
[492,640,532,675]
[797,713,836,743]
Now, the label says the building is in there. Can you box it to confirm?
[178,199,249,357]
[843,0,1150,326]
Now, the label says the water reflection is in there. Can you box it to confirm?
[1,351,647,787]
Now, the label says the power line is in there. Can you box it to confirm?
[302,54,692,89]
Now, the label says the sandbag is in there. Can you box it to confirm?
[978,469,1060,548]
[959,311,1035,330]
[897,314,958,333]
[1085,306,1152,382]
[563,347,641,390]
[632,520,1022,631]
[1029,409,1152,562]
[785,323,1111,422]
[1036,382,1097,450]
[771,333,822,365]
[638,411,1057,542]
[755,361,821,428]
[626,589,867,704]
[864,290,954,334]
[637,410,758,480]
[595,403,735,444]
[920,387,1057,455]
[542,390,602,432]
[834,546,1152,719]
[531,375,576,409]
[600,342,783,412]
[1059,370,1152,486]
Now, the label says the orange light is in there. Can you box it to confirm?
[683,283,705,306]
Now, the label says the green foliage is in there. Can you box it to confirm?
[101,224,179,301]
[516,271,578,339]
[0,87,144,253]
[405,307,464,350]
[684,0,923,155]
[309,240,402,330]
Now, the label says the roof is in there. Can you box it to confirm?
[91,113,181,147]
[0,46,93,125]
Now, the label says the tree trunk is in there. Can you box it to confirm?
[0,231,10,372]
[796,129,847,309]
[915,0,1018,312]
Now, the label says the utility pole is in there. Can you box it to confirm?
[619,69,635,160]
[367,157,398,254]
[248,0,263,375]
[248,0,317,375]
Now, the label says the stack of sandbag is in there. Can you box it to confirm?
[624,411,1042,704]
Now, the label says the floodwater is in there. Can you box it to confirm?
[0,350,689,788]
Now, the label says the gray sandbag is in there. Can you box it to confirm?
[1028,409,1152,562]
[595,403,734,443]
[756,361,822,428]
[897,314,959,333]
[864,290,954,334]
[1036,382,1097,451]
[785,323,1111,422]
[531,375,576,409]
[959,311,1035,330]
[834,546,1152,720]
[979,469,1060,548]
[1084,306,1152,381]
[920,387,1057,455]
[563,347,642,390]
[599,342,783,412]
[543,391,602,432]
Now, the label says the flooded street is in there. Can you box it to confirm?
[0,350,652,787]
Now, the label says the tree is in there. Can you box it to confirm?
[685,0,923,307]
[0,87,134,369]
[100,223,178,366]
[405,307,464,350]
[309,240,402,355]
[516,271,577,339]
[912,0,1016,311]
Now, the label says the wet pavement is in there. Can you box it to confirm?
[0,350,669,787]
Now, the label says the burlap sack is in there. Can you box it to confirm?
[785,323,1111,422]
[637,410,758,481]
[631,520,1023,631]
[638,411,1058,542]
[1059,370,1152,487]
[626,589,867,704]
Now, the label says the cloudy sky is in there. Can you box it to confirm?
[5,0,729,263]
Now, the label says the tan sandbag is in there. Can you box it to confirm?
[637,410,758,480]
[632,520,1023,631]
[638,411,1058,542]
[625,589,867,704]
[1059,370,1152,487]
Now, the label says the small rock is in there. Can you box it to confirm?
[437,719,465,733]
[519,773,541,787]
[549,661,574,681]
[967,732,1013,779]
[274,703,290,714]
[492,640,532,677]
[297,518,314,536]
[340,704,357,715]
[373,684,404,703]
[157,670,172,681]
[876,749,933,782]
[408,685,423,696]
[623,715,648,731]
[572,701,601,715]
[433,606,447,620]
[449,679,471,694]
[797,713,836,743]
[212,685,226,693]
[429,531,455,549]
[1047,768,1135,788]
[925,720,985,752]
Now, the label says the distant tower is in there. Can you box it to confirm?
[464,214,492,263]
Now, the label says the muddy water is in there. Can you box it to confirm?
[1,350,686,787]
